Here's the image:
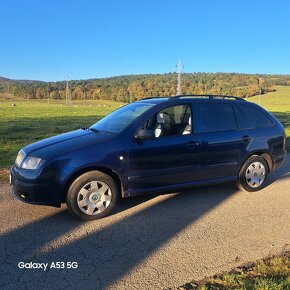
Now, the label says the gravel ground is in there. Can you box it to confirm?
[0,155,289,290]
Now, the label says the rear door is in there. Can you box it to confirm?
[192,101,252,180]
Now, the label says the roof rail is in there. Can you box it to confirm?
[141,96,168,100]
[170,94,246,101]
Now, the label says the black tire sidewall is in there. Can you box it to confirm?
[238,156,268,192]
[66,171,118,220]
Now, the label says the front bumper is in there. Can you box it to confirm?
[10,166,62,208]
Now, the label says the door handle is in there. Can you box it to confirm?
[241,135,251,142]
[186,141,200,147]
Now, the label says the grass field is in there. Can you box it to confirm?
[0,86,289,169]
[248,85,290,147]
[0,99,124,168]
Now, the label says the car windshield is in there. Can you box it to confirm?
[90,102,154,133]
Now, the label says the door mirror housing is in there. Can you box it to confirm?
[135,129,155,141]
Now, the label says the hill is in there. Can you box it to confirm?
[1,72,290,102]
[248,85,290,148]
[0,76,11,81]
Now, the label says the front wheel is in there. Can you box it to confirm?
[66,171,119,220]
[237,156,268,192]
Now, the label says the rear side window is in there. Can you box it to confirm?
[239,104,273,128]
[233,105,249,129]
[198,103,237,133]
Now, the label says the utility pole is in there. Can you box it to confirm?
[257,78,261,105]
[47,82,51,105]
[66,79,71,105]
[83,81,87,107]
[176,59,184,95]
[83,90,86,107]
[26,83,29,102]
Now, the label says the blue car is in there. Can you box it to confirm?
[10,95,286,220]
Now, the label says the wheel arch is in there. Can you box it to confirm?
[241,151,273,173]
[61,166,124,203]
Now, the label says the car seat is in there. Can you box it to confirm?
[155,112,171,137]
[182,116,191,135]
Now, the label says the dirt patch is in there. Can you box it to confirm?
[0,168,9,183]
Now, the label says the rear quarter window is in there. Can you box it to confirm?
[197,103,237,133]
[239,104,273,128]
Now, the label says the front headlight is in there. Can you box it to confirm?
[15,150,25,167]
[21,156,43,170]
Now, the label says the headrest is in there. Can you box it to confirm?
[157,113,170,124]
[157,113,164,123]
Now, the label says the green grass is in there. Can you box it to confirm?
[176,252,290,290]
[247,86,290,148]
[0,100,124,168]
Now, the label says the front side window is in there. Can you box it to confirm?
[141,105,192,138]
[198,103,237,133]
[91,102,154,133]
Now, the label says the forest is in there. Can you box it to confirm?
[1,72,290,102]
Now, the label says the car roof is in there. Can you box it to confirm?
[136,94,246,104]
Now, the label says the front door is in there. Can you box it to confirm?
[127,104,202,195]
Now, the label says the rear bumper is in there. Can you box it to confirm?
[10,166,62,208]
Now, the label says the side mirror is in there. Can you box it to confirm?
[135,129,155,141]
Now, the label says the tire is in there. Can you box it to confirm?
[66,170,119,220]
[237,155,268,192]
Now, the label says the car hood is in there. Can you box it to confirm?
[22,129,114,160]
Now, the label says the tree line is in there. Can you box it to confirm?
[1,72,290,102]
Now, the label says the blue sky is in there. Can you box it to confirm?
[0,0,290,81]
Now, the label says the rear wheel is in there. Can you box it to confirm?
[66,171,118,220]
[237,156,268,192]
